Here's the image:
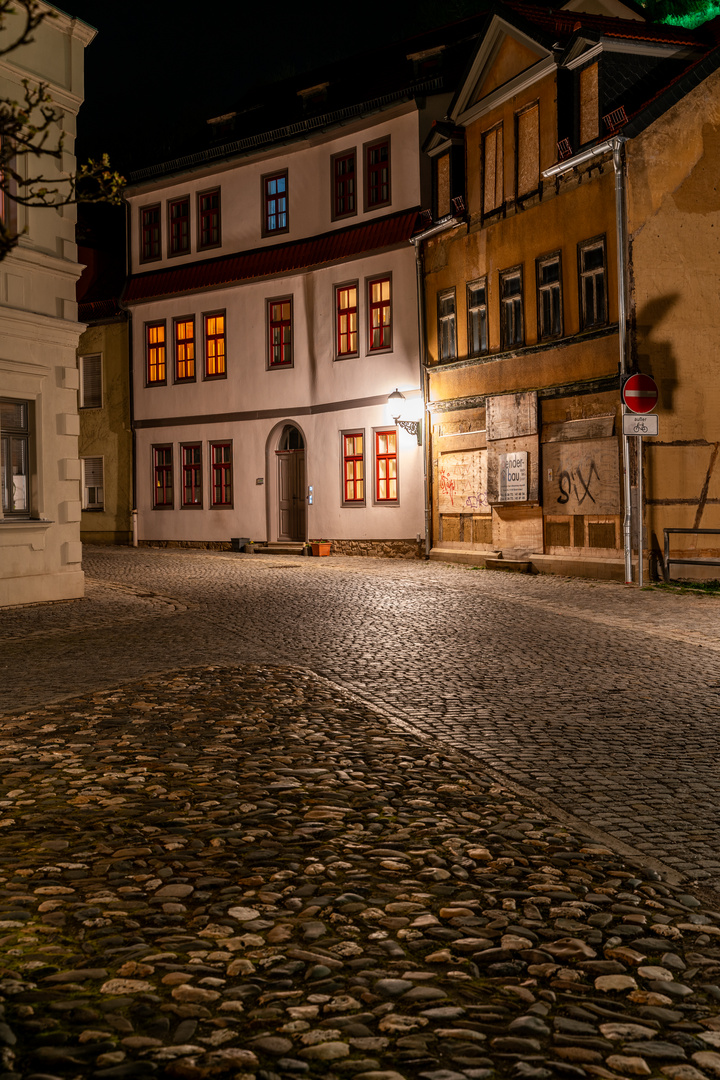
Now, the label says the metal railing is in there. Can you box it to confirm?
[663,528,720,581]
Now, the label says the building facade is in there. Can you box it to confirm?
[123,41,472,556]
[0,5,94,606]
[420,0,713,578]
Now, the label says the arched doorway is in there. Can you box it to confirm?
[276,424,306,541]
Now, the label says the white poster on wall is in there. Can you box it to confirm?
[498,451,528,502]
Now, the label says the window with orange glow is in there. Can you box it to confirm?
[146,322,166,384]
[204,313,226,377]
[336,284,358,357]
[343,432,364,503]
[368,277,391,352]
[375,429,397,502]
[268,299,292,367]
[174,318,195,380]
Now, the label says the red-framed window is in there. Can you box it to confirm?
[263,171,288,234]
[198,189,221,249]
[169,197,190,255]
[141,205,161,262]
[268,298,292,368]
[336,284,358,358]
[204,313,226,377]
[146,322,166,384]
[153,445,173,508]
[375,429,398,502]
[366,139,390,208]
[174,318,195,381]
[181,443,202,507]
[343,432,364,504]
[211,442,232,506]
[333,151,356,218]
[368,276,391,352]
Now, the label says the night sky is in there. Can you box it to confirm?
[68,0,481,176]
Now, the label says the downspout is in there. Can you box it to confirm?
[120,195,137,547]
[542,136,632,582]
[410,212,465,561]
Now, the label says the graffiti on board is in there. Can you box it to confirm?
[439,449,490,514]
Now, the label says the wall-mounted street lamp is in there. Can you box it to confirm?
[387,388,422,445]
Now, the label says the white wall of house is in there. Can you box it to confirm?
[0,5,93,606]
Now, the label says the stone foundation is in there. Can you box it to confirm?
[139,540,233,551]
[327,538,424,559]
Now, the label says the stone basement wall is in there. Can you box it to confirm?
[140,540,233,551]
[328,539,423,559]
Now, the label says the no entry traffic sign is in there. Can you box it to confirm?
[622,372,659,414]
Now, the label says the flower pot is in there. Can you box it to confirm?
[311,542,331,557]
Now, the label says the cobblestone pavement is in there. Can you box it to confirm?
[1,547,720,889]
[4,665,720,1080]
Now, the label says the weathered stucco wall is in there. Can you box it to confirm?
[627,65,720,564]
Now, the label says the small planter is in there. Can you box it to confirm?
[311,542,331,557]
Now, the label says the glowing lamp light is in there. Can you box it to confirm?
[387,388,422,445]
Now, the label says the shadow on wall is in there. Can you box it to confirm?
[633,292,680,411]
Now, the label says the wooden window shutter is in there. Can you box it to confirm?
[580,63,599,144]
[517,105,539,197]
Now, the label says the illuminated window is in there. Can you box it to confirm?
[0,398,30,517]
[438,289,456,362]
[368,276,391,352]
[375,429,398,503]
[263,171,288,235]
[579,237,606,329]
[366,139,390,209]
[332,151,356,218]
[204,312,226,377]
[173,318,195,381]
[146,322,166,384]
[198,189,221,249]
[467,279,488,356]
[141,205,161,262]
[537,254,562,339]
[211,442,233,506]
[500,267,524,349]
[181,444,202,507]
[336,283,358,358]
[168,197,190,255]
[482,124,503,214]
[342,432,364,505]
[268,298,293,368]
[153,445,173,508]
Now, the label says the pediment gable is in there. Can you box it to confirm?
[452,16,554,125]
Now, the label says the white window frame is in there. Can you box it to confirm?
[79,353,102,409]
[82,456,104,510]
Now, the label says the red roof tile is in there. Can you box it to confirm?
[124,209,420,304]
[506,1,707,46]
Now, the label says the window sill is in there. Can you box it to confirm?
[0,518,53,528]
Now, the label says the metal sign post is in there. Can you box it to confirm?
[637,434,644,588]
[622,376,660,587]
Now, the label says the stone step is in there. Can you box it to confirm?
[485,557,532,573]
[252,542,305,556]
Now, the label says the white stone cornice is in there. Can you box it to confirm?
[457,56,557,127]
[0,305,84,348]
[5,244,85,282]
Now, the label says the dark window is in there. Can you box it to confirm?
[153,445,173,508]
[342,431,365,504]
[79,354,102,408]
[174,318,195,381]
[368,276,391,352]
[263,171,288,234]
[169,197,190,255]
[268,298,293,368]
[181,444,202,507]
[579,238,607,329]
[537,254,563,339]
[82,456,104,510]
[0,398,30,516]
[500,268,524,349]
[211,442,232,506]
[467,280,488,356]
[333,151,356,218]
[141,205,161,262]
[198,189,221,249]
[366,139,390,209]
[204,313,226,377]
[146,322,166,384]
[336,283,358,358]
[375,429,398,502]
[438,289,456,362]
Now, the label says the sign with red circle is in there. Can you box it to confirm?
[622,373,659,415]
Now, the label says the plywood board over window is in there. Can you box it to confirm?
[487,434,539,504]
[516,104,539,198]
[580,63,599,144]
[482,124,503,214]
[439,449,490,515]
[543,437,620,516]
[436,153,451,218]
[486,391,537,441]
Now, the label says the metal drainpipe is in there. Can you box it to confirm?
[410,213,465,561]
[542,137,632,582]
[120,195,137,547]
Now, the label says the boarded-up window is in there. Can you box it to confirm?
[436,153,450,218]
[516,104,539,197]
[579,63,599,145]
[482,124,503,214]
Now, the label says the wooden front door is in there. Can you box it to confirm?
[277,450,306,541]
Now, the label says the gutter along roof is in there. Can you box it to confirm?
[124,209,420,305]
